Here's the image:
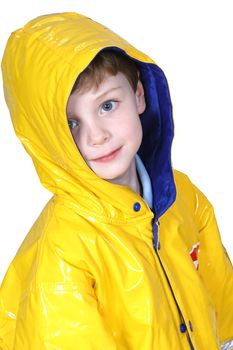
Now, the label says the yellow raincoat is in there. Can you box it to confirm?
[1,12,233,350]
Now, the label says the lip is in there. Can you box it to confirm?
[92,147,122,163]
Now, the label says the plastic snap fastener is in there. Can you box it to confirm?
[189,321,193,332]
[180,323,187,333]
[133,202,141,212]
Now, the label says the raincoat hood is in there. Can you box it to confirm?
[1,12,175,220]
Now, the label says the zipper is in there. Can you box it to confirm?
[152,219,160,249]
[152,219,195,350]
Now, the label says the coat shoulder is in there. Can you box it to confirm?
[173,169,209,201]
[172,169,212,220]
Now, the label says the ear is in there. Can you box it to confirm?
[135,80,146,114]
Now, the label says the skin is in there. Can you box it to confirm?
[66,72,146,194]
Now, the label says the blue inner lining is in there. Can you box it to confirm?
[103,47,177,218]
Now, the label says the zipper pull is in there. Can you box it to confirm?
[152,219,160,250]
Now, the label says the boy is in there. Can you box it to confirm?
[0,12,233,350]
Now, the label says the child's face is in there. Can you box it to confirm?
[66,72,146,185]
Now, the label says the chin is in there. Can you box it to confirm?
[97,169,127,184]
[102,173,124,182]
[91,158,135,185]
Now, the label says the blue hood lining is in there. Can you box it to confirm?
[102,47,176,218]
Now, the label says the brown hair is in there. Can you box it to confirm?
[70,50,139,94]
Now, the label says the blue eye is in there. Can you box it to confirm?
[68,119,79,130]
[101,100,116,112]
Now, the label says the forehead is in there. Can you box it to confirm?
[67,72,132,114]
[80,72,130,95]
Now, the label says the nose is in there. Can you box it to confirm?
[87,122,110,147]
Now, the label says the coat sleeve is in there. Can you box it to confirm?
[193,183,233,348]
[0,263,117,350]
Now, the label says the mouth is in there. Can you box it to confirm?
[92,147,122,163]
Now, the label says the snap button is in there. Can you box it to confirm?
[133,202,141,212]
[189,321,193,332]
[180,323,187,333]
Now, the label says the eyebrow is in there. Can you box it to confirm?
[95,86,122,101]
[66,86,122,119]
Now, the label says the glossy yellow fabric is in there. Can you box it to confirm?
[1,12,233,350]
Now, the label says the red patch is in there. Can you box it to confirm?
[189,243,200,269]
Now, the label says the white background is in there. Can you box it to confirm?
[0,0,232,283]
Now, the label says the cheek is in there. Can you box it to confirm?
[135,122,143,148]
[117,117,142,151]
[71,130,86,157]
[127,117,143,143]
